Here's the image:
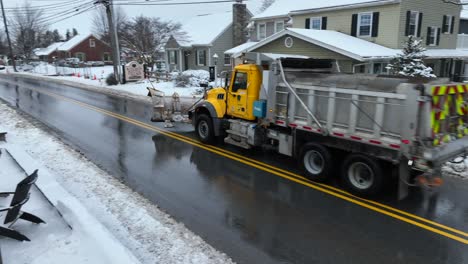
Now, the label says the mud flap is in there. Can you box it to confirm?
[398,158,410,201]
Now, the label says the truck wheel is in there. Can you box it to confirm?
[341,154,384,197]
[299,143,332,182]
[196,114,215,143]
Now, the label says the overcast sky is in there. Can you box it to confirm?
[2,0,263,36]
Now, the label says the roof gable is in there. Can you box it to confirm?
[181,12,233,46]
[247,28,398,61]
[58,34,107,51]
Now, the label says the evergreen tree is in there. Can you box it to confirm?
[52,29,62,42]
[65,29,71,40]
[72,28,78,36]
[386,36,436,78]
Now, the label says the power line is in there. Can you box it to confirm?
[113,0,247,6]
[3,0,78,11]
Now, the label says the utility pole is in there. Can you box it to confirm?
[0,0,17,72]
[100,0,121,83]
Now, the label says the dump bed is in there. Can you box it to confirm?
[266,67,468,162]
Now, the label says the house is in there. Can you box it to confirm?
[238,0,466,80]
[164,3,251,72]
[34,42,64,62]
[35,34,112,63]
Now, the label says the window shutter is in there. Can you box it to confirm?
[437,28,441,45]
[417,12,423,37]
[451,16,455,34]
[305,18,311,29]
[443,15,447,33]
[351,14,358,36]
[175,51,178,64]
[372,12,379,37]
[426,27,431,45]
[204,50,207,66]
[405,11,411,36]
[322,17,327,30]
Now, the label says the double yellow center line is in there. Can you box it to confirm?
[31,87,468,244]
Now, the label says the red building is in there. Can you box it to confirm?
[37,34,112,62]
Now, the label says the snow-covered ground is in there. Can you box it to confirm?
[0,100,233,263]
[14,63,203,98]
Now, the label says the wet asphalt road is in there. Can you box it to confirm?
[0,74,467,264]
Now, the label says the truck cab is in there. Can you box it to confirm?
[191,64,263,143]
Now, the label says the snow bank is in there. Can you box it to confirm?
[174,70,210,88]
[0,101,234,264]
[20,63,204,99]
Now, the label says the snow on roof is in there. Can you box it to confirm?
[261,53,310,60]
[35,42,64,56]
[225,42,259,56]
[181,12,233,46]
[423,49,468,59]
[247,28,398,61]
[58,34,93,51]
[253,0,399,20]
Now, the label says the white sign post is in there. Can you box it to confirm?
[124,61,145,82]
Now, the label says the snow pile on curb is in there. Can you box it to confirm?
[174,70,210,87]
[0,101,234,264]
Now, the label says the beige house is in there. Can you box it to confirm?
[233,0,467,80]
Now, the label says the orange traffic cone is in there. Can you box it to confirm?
[93,74,97,80]
[77,72,81,78]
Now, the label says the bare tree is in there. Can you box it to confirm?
[0,32,7,55]
[120,16,186,64]
[10,2,48,60]
[91,5,127,44]
[259,0,275,12]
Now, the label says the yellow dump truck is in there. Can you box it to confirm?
[150,57,468,198]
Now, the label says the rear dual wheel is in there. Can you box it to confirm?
[341,154,384,197]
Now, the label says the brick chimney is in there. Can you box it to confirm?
[233,0,248,47]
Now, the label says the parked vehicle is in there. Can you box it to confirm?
[149,56,468,198]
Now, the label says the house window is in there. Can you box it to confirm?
[372,63,388,74]
[168,50,177,64]
[224,54,231,66]
[103,52,111,61]
[275,21,284,33]
[75,52,85,62]
[89,39,96,48]
[258,23,267,40]
[408,11,420,36]
[428,27,438,46]
[311,17,322,30]
[443,15,454,34]
[358,13,373,37]
[197,50,206,66]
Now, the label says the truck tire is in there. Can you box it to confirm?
[196,114,215,143]
[341,154,384,197]
[299,143,333,182]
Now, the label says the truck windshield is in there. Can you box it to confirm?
[232,72,248,92]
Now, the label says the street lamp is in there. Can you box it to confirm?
[213,53,219,83]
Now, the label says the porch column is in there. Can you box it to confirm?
[179,49,183,72]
